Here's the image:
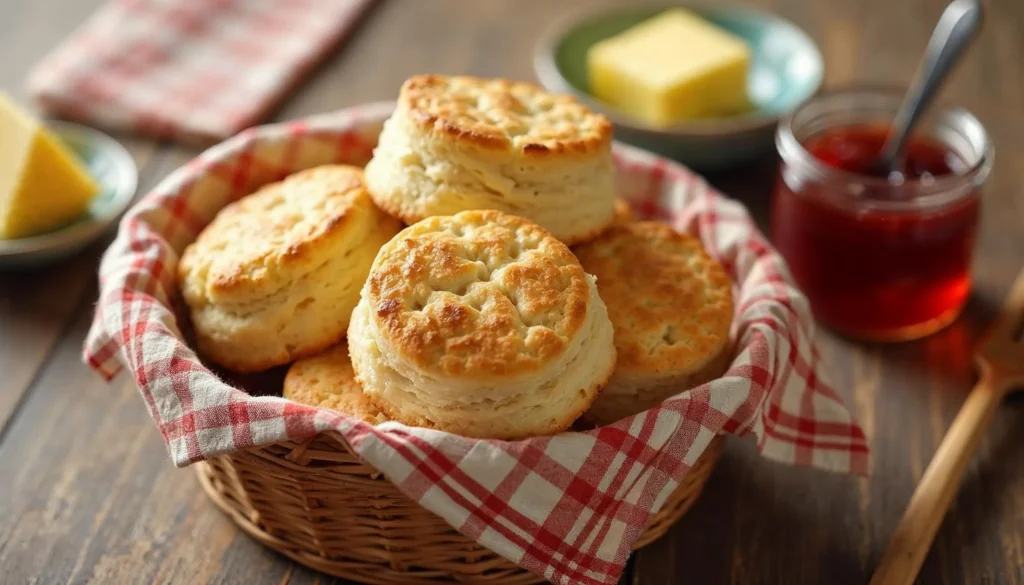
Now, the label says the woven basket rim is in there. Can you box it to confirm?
[195,435,727,584]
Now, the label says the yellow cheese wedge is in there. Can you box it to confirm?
[0,93,100,240]
[587,9,752,126]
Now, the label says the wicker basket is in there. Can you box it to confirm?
[196,431,725,584]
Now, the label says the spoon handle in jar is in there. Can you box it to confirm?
[882,0,984,165]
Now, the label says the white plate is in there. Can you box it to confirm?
[0,121,138,269]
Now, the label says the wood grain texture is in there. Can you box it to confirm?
[0,0,1021,584]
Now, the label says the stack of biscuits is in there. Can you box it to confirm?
[177,74,733,439]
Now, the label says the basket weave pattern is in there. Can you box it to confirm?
[196,433,725,584]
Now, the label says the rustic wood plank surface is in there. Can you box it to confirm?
[0,1,1021,584]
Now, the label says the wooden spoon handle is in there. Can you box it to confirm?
[870,373,1005,585]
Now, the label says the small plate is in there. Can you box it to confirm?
[535,2,824,171]
[0,121,138,269]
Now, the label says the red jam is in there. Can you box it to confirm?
[772,125,980,341]
[806,126,967,180]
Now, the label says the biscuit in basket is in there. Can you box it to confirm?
[612,198,634,225]
[283,342,386,424]
[178,165,403,372]
[574,222,733,426]
[348,209,616,439]
[364,74,616,245]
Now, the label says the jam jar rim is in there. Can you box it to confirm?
[776,85,994,213]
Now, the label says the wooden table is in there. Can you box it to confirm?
[1,1,1022,583]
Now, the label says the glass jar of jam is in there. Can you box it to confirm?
[771,88,993,342]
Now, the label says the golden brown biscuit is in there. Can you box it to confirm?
[347,209,616,439]
[574,222,733,426]
[364,75,617,245]
[178,165,403,372]
[612,198,634,225]
[283,342,386,424]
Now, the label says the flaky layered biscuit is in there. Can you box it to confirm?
[178,165,403,372]
[283,342,386,424]
[364,75,617,245]
[348,210,616,439]
[574,222,734,426]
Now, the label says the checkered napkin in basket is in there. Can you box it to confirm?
[27,0,373,145]
[83,103,869,585]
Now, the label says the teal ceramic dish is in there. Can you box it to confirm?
[0,121,137,269]
[534,3,823,171]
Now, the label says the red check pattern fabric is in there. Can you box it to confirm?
[83,103,869,585]
[27,0,373,145]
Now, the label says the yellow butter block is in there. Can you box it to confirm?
[0,93,100,240]
[587,9,751,126]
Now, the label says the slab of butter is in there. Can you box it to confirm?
[0,93,100,240]
[587,9,751,126]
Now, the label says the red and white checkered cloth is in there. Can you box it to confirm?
[27,0,373,145]
[84,103,869,585]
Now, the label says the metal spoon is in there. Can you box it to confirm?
[875,0,984,177]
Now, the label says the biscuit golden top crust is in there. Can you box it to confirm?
[574,222,733,375]
[366,210,591,378]
[179,165,375,304]
[399,74,612,156]
[611,198,634,225]
[283,343,384,424]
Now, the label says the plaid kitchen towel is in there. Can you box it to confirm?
[83,103,869,585]
[27,0,374,145]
